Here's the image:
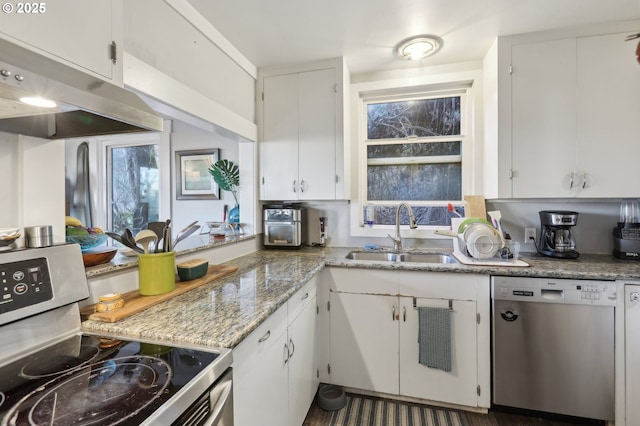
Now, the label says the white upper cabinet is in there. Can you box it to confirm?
[575,33,640,197]
[510,38,577,198]
[0,0,123,83]
[497,22,640,198]
[259,58,349,201]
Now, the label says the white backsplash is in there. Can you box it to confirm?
[302,199,623,255]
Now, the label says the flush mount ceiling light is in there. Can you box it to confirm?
[394,35,443,60]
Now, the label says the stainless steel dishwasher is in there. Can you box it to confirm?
[491,276,616,421]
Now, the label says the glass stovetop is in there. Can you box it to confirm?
[0,334,220,425]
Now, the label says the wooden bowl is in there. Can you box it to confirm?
[82,246,118,267]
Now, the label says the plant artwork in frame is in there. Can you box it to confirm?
[176,149,220,200]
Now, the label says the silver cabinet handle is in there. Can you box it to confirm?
[258,330,270,343]
[403,306,406,322]
[292,180,297,193]
[569,172,574,189]
[581,173,587,189]
[392,305,396,321]
[289,338,295,359]
[301,292,309,300]
[300,179,305,193]
[284,342,290,364]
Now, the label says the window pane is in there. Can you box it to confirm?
[363,205,465,226]
[367,141,461,159]
[367,163,461,201]
[367,97,461,139]
[111,145,159,234]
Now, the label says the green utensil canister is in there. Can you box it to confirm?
[138,251,176,295]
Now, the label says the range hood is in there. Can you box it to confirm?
[0,45,163,139]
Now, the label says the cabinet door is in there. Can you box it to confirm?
[261,73,299,200]
[298,68,336,200]
[576,33,640,197]
[288,295,318,426]
[510,38,577,197]
[234,328,288,426]
[399,297,478,406]
[0,0,120,81]
[626,285,640,425]
[234,307,289,426]
[329,292,399,394]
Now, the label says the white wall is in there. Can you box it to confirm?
[170,120,241,232]
[0,133,65,242]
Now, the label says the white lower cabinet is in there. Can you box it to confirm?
[399,297,478,406]
[234,278,318,426]
[324,267,490,408]
[329,292,399,394]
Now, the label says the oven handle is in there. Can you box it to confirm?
[203,374,233,426]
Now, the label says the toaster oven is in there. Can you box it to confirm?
[263,206,307,248]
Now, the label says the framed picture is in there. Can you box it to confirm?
[175,149,220,200]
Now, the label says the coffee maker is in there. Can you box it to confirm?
[537,210,579,259]
[613,199,640,260]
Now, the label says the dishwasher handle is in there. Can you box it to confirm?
[541,289,564,300]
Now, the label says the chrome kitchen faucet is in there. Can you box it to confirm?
[387,203,418,251]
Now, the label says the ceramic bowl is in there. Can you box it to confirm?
[317,385,346,411]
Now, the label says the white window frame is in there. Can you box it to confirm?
[93,132,171,233]
[350,79,477,239]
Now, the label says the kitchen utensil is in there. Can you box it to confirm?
[134,230,158,254]
[161,220,172,253]
[487,211,504,237]
[106,231,143,254]
[173,224,201,248]
[123,229,144,254]
[463,195,486,218]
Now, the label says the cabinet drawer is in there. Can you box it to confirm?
[289,276,317,325]
[233,303,287,380]
[399,271,485,300]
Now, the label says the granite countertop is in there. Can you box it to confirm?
[81,245,640,351]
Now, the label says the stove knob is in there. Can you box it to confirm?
[0,69,11,78]
[14,74,23,82]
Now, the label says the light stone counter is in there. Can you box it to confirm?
[81,249,324,349]
[81,245,640,351]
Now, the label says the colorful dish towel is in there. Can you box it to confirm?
[417,306,452,372]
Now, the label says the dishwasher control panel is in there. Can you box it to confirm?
[492,276,617,306]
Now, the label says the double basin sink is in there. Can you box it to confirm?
[345,251,457,264]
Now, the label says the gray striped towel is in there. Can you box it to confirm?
[417,307,452,372]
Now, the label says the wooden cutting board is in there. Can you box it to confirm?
[464,195,487,219]
[80,264,238,323]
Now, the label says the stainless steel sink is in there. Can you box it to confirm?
[345,251,457,264]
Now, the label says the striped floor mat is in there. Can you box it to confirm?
[328,394,466,426]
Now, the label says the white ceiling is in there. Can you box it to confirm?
[186,0,640,75]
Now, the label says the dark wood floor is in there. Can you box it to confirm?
[303,394,601,426]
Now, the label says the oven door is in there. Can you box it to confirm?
[170,368,233,426]
[264,222,301,247]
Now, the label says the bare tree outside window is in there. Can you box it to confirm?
[363,95,464,226]
[110,145,160,234]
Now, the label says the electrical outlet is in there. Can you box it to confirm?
[524,228,537,241]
